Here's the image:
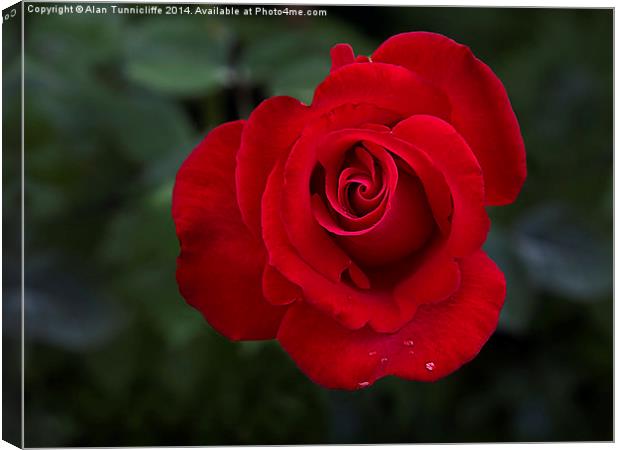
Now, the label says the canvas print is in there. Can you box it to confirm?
[2,2,613,446]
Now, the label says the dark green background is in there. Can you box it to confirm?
[2,4,613,445]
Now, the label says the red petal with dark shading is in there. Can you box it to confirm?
[392,243,461,319]
[277,250,505,389]
[279,105,400,287]
[372,32,526,205]
[262,160,405,332]
[312,61,451,120]
[262,264,302,306]
[173,121,287,340]
[393,115,489,258]
[335,170,435,267]
[236,96,309,237]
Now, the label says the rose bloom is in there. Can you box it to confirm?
[172,32,526,390]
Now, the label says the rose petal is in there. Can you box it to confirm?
[392,242,461,319]
[262,264,302,306]
[372,31,527,205]
[336,170,436,267]
[353,145,377,180]
[330,43,356,72]
[277,250,505,389]
[296,127,467,328]
[312,193,387,237]
[282,134,370,288]
[279,105,400,286]
[338,169,381,214]
[236,96,309,237]
[321,140,396,231]
[312,128,453,238]
[393,115,489,257]
[173,121,287,340]
[262,160,404,332]
[312,61,451,120]
[314,146,436,268]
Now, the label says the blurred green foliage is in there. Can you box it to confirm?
[3,5,612,446]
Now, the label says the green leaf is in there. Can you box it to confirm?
[269,55,330,104]
[106,94,195,163]
[25,54,195,165]
[124,18,231,96]
[239,21,375,103]
[27,14,124,71]
[484,228,537,334]
[20,256,125,352]
[514,205,612,301]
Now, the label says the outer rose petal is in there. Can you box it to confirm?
[391,243,461,321]
[262,264,302,306]
[392,115,490,257]
[330,43,356,72]
[372,31,526,206]
[236,96,309,237]
[173,121,287,340]
[312,61,451,120]
[277,250,505,389]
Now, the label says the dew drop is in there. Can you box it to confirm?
[358,381,370,388]
[368,351,377,356]
[403,339,414,347]
[425,362,435,371]
[380,357,388,364]
[408,350,415,355]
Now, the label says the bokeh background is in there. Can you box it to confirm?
[2,4,613,446]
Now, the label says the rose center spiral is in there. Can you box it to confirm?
[314,140,437,267]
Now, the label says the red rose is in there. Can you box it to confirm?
[172,32,526,389]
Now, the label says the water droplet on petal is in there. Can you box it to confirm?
[403,339,414,347]
[368,351,377,356]
[408,350,415,355]
[380,357,388,363]
[425,362,435,371]
[358,381,370,388]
